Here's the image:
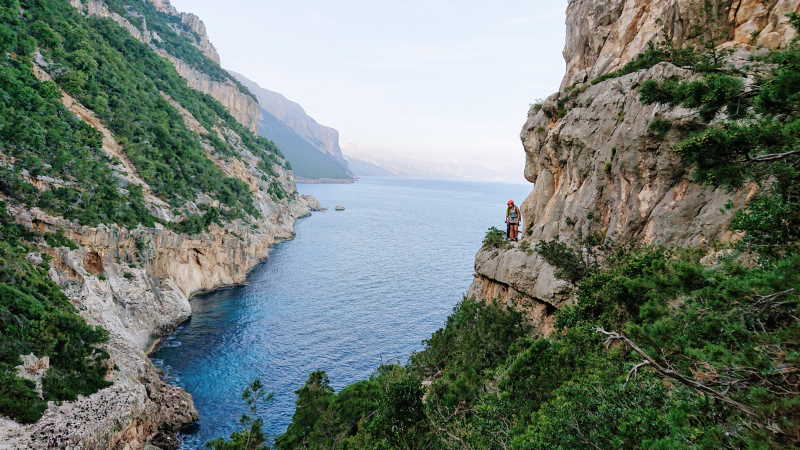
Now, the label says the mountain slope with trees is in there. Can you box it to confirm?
[233,72,354,182]
[0,0,313,447]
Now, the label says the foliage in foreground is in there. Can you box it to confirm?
[206,380,273,450]
[265,249,799,449]
[0,203,111,424]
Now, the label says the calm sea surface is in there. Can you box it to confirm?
[151,177,531,448]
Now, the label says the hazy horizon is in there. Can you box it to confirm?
[170,0,568,182]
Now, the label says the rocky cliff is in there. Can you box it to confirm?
[70,0,260,133]
[233,72,352,172]
[469,0,800,334]
[0,0,315,448]
[562,0,799,88]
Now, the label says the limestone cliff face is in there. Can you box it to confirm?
[562,0,800,88]
[469,0,796,333]
[163,54,261,132]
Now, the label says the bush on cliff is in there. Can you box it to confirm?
[268,247,799,449]
[482,226,509,249]
[0,203,111,424]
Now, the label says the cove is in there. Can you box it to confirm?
[151,177,531,448]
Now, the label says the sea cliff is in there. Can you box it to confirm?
[469,0,800,333]
[0,0,314,447]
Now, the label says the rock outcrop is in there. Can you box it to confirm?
[469,0,799,333]
[562,0,800,88]
[163,55,261,133]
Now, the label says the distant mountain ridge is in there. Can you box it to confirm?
[345,156,396,177]
[232,72,353,181]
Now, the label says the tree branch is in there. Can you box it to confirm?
[747,150,800,162]
[625,361,651,384]
[594,328,758,417]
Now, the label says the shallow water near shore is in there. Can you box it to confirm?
[151,176,530,448]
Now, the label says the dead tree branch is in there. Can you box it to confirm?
[595,328,758,417]
[747,150,800,162]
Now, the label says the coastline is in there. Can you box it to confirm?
[296,177,357,184]
[144,219,310,358]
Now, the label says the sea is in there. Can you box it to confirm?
[150,176,531,448]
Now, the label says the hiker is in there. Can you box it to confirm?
[506,200,521,241]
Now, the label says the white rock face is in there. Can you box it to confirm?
[467,3,788,331]
[561,0,800,89]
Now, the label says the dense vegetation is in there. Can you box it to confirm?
[0,0,289,232]
[199,16,800,450]
[103,0,256,98]
[0,0,295,429]
[256,245,797,448]
[0,202,111,424]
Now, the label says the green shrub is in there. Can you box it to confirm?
[647,118,672,140]
[592,39,731,85]
[640,74,746,121]
[206,380,273,450]
[44,230,78,250]
[0,204,111,424]
[482,226,509,249]
[534,234,609,285]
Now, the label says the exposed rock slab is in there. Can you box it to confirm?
[562,0,800,88]
[470,62,755,331]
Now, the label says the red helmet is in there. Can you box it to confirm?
[507,200,514,205]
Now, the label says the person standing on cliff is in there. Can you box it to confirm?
[506,200,521,241]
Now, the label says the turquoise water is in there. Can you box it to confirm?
[151,177,531,448]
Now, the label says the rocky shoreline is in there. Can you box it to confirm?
[0,195,317,449]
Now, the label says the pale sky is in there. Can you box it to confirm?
[170,0,568,182]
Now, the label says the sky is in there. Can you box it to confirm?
[170,0,569,182]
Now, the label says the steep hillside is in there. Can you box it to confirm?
[259,109,352,181]
[233,72,354,182]
[266,1,800,448]
[0,0,314,448]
